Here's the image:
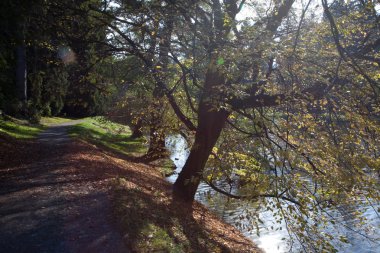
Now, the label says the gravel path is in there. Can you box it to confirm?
[0,121,129,253]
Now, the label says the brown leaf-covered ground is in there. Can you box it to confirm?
[0,123,262,253]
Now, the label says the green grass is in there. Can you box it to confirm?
[68,117,148,156]
[0,116,77,139]
[0,117,45,139]
[40,117,73,126]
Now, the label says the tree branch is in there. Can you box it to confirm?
[205,179,301,206]
[230,93,285,109]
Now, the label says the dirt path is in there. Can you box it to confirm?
[0,121,129,253]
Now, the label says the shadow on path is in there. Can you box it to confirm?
[0,120,129,253]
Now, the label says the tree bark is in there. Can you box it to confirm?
[15,45,27,104]
[130,118,143,139]
[173,67,230,202]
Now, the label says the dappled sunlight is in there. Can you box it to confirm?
[1,0,380,251]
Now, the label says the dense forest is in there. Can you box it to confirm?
[1,0,379,252]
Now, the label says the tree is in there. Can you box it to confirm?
[0,0,72,120]
[105,57,162,141]
[0,0,37,115]
[0,0,117,120]
[95,0,194,159]
[98,0,378,195]
[73,1,379,250]
[47,0,113,117]
[171,0,299,201]
[168,0,379,250]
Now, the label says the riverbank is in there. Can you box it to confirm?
[68,118,262,252]
[0,117,262,252]
[111,153,261,252]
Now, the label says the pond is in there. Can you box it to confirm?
[165,135,380,253]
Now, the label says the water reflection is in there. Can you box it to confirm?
[165,135,380,253]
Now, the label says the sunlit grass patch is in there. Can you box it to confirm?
[0,115,77,139]
[0,117,45,139]
[40,116,73,126]
[68,117,147,156]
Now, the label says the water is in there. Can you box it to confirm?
[165,135,380,253]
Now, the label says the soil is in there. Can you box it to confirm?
[0,121,262,253]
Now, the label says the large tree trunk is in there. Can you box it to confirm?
[15,45,27,104]
[173,67,230,202]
